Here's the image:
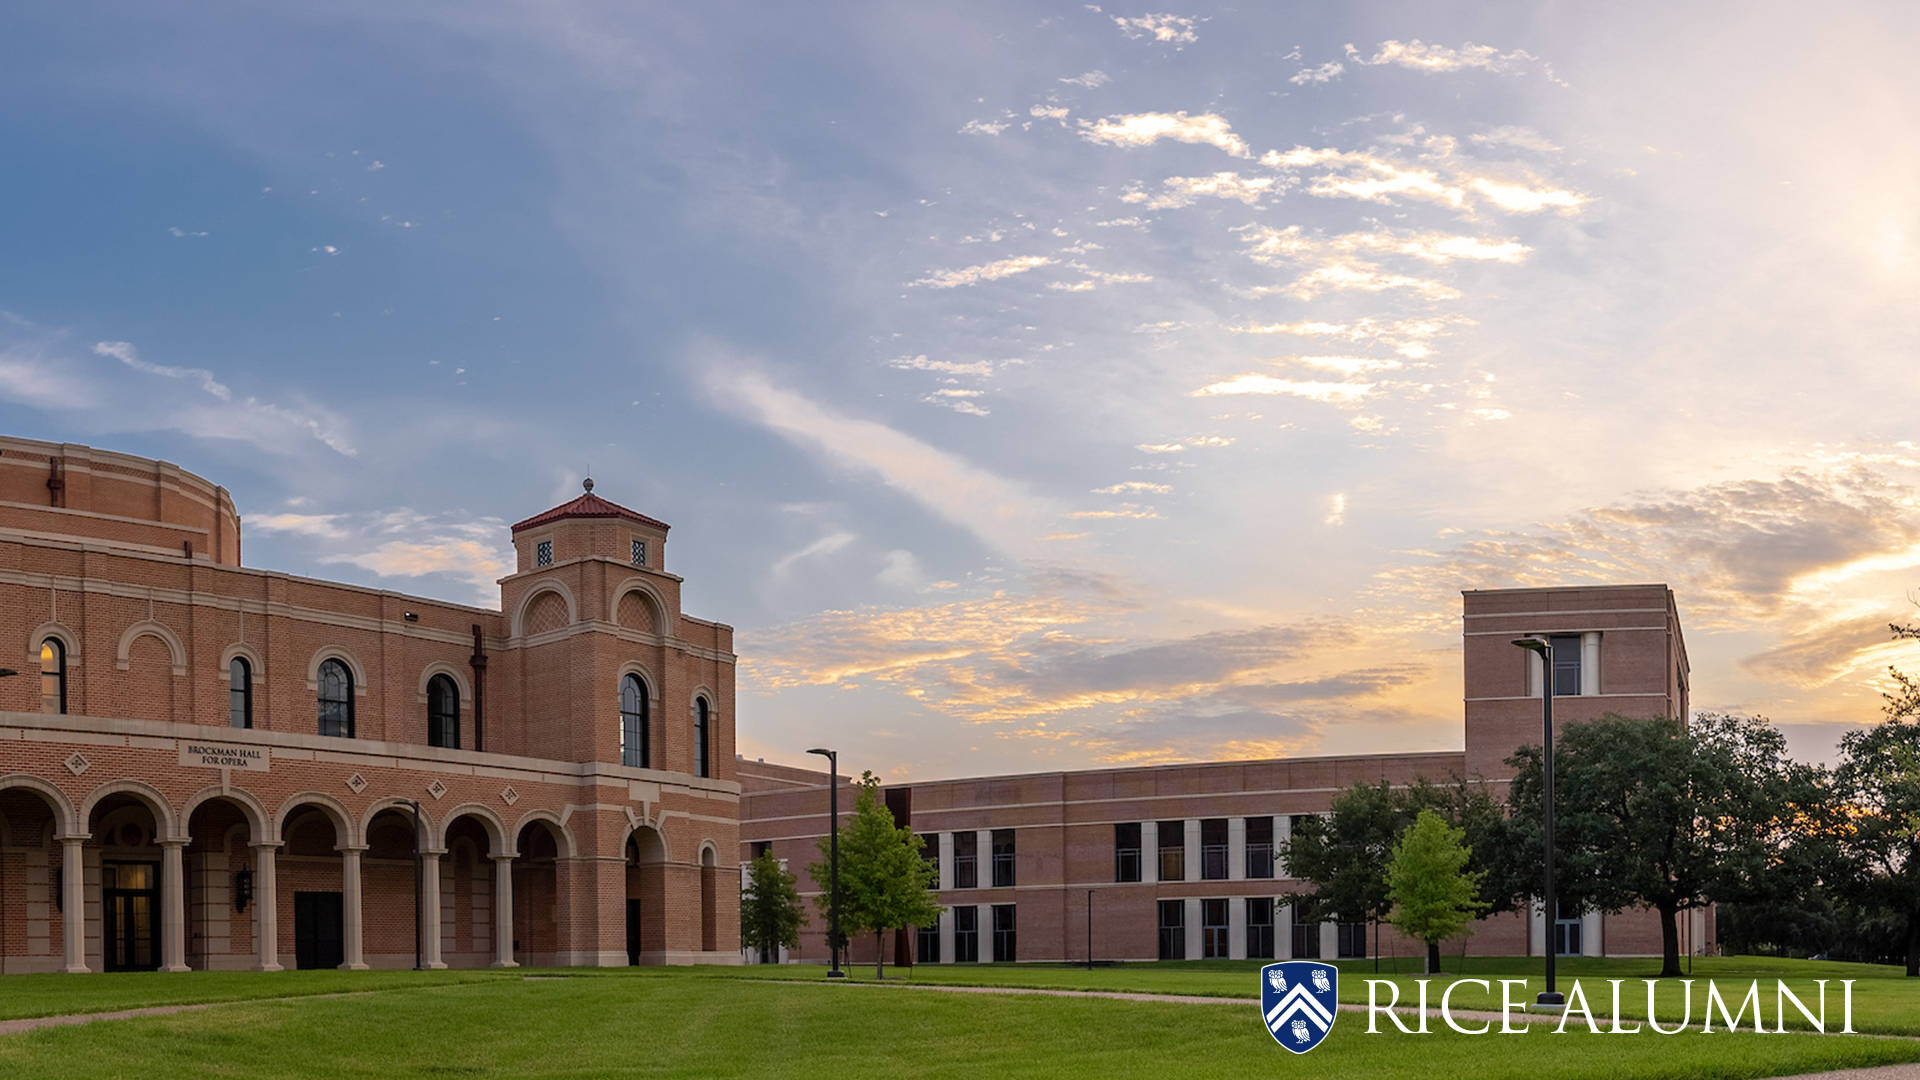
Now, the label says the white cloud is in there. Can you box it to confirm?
[960,118,1010,136]
[890,355,995,377]
[1093,481,1172,494]
[1324,492,1347,526]
[167,226,209,238]
[1122,171,1278,209]
[877,549,925,588]
[1465,176,1588,214]
[93,341,232,400]
[1236,225,1529,266]
[1289,61,1345,86]
[1191,375,1374,403]
[910,255,1055,288]
[1030,104,1070,120]
[1470,125,1562,153]
[1348,39,1541,75]
[1283,261,1461,300]
[1113,13,1198,44]
[1081,112,1250,158]
[1290,355,1405,376]
[1059,70,1111,88]
[772,530,856,577]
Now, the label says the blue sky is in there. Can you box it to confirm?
[6,1,1920,779]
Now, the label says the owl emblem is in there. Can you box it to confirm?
[1310,968,1331,994]
[1290,1018,1310,1044]
[1266,969,1286,993]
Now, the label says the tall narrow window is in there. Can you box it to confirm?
[917,921,941,963]
[921,833,941,889]
[427,674,459,749]
[991,904,1017,962]
[1200,818,1229,880]
[535,540,553,567]
[1245,816,1275,879]
[1550,633,1582,696]
[1246,898,1275,960]
[40,638,67,715]
[1201,898,1229,958]
[317,658,354,738]
[694,697,711,778]
[1113,822,1142,883]
[1157,820,1185,882]
[620,674,650,768]
[631,538,648,567]
[954,906,979,962]
[229,656,252,729]
[953,832,978,889]
[1290,903,1320,959]
[1157,899,1185,960]
[991,829,1015,888]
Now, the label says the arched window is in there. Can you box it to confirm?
[39,638,66,715]
[428,674,459,749]
[694,697,711,779]
[229,656,252,729]
[620,674,649,768]
[317,658,354,738]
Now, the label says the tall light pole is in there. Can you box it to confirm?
[806,747,844,979]
[1511,637,1565,1008]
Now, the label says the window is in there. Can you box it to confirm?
[1113,822,1142,883]
[1550,633,1582,696]
[1290,904,1320,959]
[1157,820,1185,882]
[229,657,252,729]
[954,906,979,962]
[953,832,978,889]
[1245,817,1274,879]
[749,840,771,860]
[535,540,553,567]
[427,674,459,749]
[1247,898,1275,960]
[317,659,354,738]
[917,922,940,964]
[620,675,650,768]
[1554,898,1583,957]
[694,697,711,778]
[921,833,940,889]
[991,904,1017,962]
[631,538,648,567]
[1337,921,1367,958]
[991,829,1015,888]
[1201,899,1229,959]
[1157,899,1185,960]
[39,638,66,715]
[1200,818,1229,880]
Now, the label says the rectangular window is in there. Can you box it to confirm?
[1245,817,1274,879]
[1200,818,1229,881]
[953,832,978,889]
[1290,904,1320,959]
[1201,898,1229,959]
[954,906,979,962]
[1157,899,1185,960]
[1550,633,1582,696]
[1246,898,1275,960]
[1157,821,1185,882]
[991,830,1015,888]
[920,833,940,889]
[631,538,648,567]
[1337,921,1367,959]
[535,539,553,567]
[1113,822,1141,883]
[917,922,941,964]
[991,904,1017,962]
[1554,897,1583,957]
[749,840,771,860]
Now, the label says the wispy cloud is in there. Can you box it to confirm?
[1081,112,1250,158]
[1113,13,1199,45]
[1289,61,1345,85]
[1121,171,1279,209]
[1348,39,1543,75]
[910,255,1055,288]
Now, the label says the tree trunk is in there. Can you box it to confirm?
[1658,903,1682,978]
[1906,913,1919,977]
[1426,942,1441,975]
[876,931,885,980]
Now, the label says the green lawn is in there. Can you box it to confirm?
[1,969,1917,1080]
[0,968,514,1021]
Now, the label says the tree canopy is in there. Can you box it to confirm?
[1386,809,1486,974]
[808,772,942,978]
[740,849,806,959]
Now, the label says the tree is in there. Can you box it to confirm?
[1386,809,1486,974]
[740,850,806,961]
[808,772,942,978]
[1835,686,1920,975]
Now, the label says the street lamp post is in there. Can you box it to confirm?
[1511,637,1566,1009]
[806,747,845,979]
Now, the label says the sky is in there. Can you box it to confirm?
[5,1,1920,780]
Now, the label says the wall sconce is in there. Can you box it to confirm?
[403,611,419,622]
[234,869,254,913]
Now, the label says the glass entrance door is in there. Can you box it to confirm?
[103,861,160,972]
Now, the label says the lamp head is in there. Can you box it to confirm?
[806,747,835,759]
[1511,637,1550,657]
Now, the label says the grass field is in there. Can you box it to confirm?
[1,968,1918,1080]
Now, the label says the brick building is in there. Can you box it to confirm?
[741,584,1704,965]
[0,436,740,973]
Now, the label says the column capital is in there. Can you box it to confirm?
[249,840,284,851]
[55,832,90,844]
[489,853,517,864]
[419,847,448,859]
[335,844,369,855]
[158,837,190,849]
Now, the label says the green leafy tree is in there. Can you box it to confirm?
[1835,612,1920,975]
[808,772,942,979]
[740,850,806,960]
[1386,809,1486,974]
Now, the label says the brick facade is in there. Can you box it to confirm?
[0,436,740,973]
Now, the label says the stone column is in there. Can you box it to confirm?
[1228,896,1247,960]
[1140,821,1157,886]
[339,846,369,970]
[1276,898,1294,960]
[491,856,517,968]
[937,907,954,965]
[1319,921,1337,959]
[160,839,190,972]
[1182,897,1202,960]
[1227,817,1247,883]
[1182,820,1200,884]
[1276,815,1292,879]
[60,835,88,973]
[1581,631,1602,696]
[253,842,283,972]
[936,832,954,892]
[973,830,992,887]
[420,850,447,969]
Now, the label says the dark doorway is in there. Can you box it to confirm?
[294,891,345,970]
[103,861,160,972]
[626,898,643,965]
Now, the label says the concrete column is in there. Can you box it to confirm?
[339,846,368,970]
[1228,896,1247,959]
[1319,921,1337,959]
[936,832,954,892]
[1528,649,1545,698]
[937,907,954,964]
[1581,908,1603,957]
[1182,820,1200,884]
[1276,816,1292,879]
[1276,899,1294,960]
[1140,822,1158,885]
[160,839,189,972]
[491,856,517,968]
[252,843,283,972]
[1581,632,1601,696]
[60,835,88,973]
[974,830,992,887]
[1183,897,1202,960]
[1528,898,1546,957]
[421,851,447,970]
[1227,817,1246,882]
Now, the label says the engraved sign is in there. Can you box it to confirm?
[179,741,270,772]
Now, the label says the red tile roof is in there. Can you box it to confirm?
[510,485,670,533]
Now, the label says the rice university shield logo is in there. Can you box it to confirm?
[1260,961,1338,1054]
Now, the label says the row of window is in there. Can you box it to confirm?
[37,637,713,777]
[915,904,1017,963]
[1155,899,1366,961]
[1115,817,1288,883]
[918,830,1015,890]
[531,538,648,569]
